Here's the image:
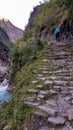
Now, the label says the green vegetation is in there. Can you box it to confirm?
[53,0,73,19]
[23,1,60,39]
[23,0,73,40]
[11,38,43,72]
[23,3,53,39]
[0,41,49,129]
[0,0,73,129]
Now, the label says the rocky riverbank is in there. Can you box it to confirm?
[0,64,9,82]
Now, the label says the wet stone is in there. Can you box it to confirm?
[62,126,69,130]
[38,126,52,130]
[24,97,36,102]
[54,80,67,86]
[37,85,43,89]
[64,96,71,101]
[67,108,73,121]
[37,77,46,81]
[57,98,71,112]
[64,76,71,80]
[48,117,65,125]
[48,41,51,45]
[37,97,41,101]
[24,128,28,130]
[38,94,45,99]
[49,89,58,94]
[38,105,58,116]
[34,111,47,117]
[70,81,73,86]
[37,74,43,77]
[39,67,48,71]
[3,125,11,130]
[53,86,61,92]
[63,122,73,130]
[42,71,48,74]
[24,101,40,106]
[69,86,73,90]
[38,126,51,130]
[49,76,56,80]
[61,90,70,95]
[27,89,38,93]
[38,92,48,98]
[39,90,49,95]
[54,70,63,73]
[46,99,57,107]
[43,59,49,62]
[53,85,61,89]
[31,80,38,84]
[71,100,73,104]
[44,80,53,86]
[70,90,73,96]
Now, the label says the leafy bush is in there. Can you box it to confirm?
[23,30,33,40]
[11,39,43,72]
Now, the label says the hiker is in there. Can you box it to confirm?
[54,27,61,41]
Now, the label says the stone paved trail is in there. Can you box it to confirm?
[24,41,73,130]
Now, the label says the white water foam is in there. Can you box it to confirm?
[0,79,11,103]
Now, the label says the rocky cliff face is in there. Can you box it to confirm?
[0,27,11,82]
[0,41,10,64]
[0,27,12,47]
[0,18,23,43]
[25,5,40,31]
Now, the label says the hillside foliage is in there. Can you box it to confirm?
[24,0,73,40]
[0,0,73,129]
[11,38,43,72]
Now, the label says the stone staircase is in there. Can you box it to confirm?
[24,41,73,130]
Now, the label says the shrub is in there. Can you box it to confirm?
[11,39,43,72]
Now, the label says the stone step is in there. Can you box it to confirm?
[37,85,43,89]
[39,90,49,95]
[54,80,67,86]
[27,89,38,93]
[24,101,40,107]
[48,117,65,125]
[38,126,52,130]
[31,80,38,84]
[34,110,47,117]
[45,99,57,108]
[38,94,45,99]
[44,80,53,86]
[36,76,46,81]
[37,105,59,116]
[24,40,73,130]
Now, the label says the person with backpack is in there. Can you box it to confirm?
[54,27,61,41]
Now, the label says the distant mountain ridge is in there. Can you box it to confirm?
[0,17,23,82]
[0,18,23,43]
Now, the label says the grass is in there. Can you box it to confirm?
[0,0,72,129]
[0,40,50,129]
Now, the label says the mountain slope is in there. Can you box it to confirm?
[0,18,23,43]
[1,40,73,130]
[0,27,12,82]
[0,26,12,47]
[0,1,73,130]
[25,1,73,40]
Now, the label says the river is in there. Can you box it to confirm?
[0,79,12,103]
